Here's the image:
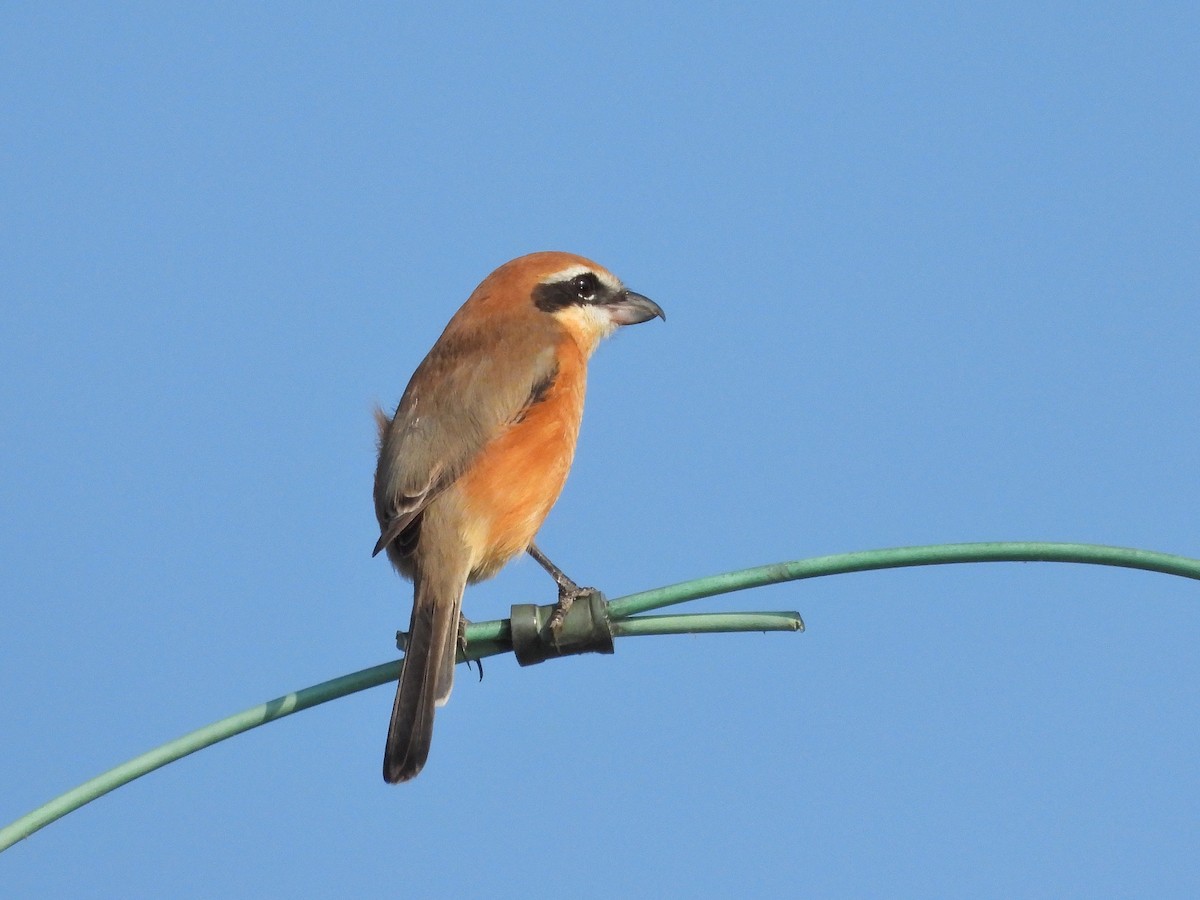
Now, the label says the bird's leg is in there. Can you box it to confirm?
[528,542,595,639]
[458,614,483,682]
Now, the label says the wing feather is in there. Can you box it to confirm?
[372,316,559,557]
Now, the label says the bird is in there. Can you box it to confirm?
[372,251,664,783]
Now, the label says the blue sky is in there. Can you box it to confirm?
[3,3,1198,896]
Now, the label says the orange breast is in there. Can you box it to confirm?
[456,338,587,582]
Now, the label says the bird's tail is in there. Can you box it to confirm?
[383,565,464,783]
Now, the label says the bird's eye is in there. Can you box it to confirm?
[572,273,599,301]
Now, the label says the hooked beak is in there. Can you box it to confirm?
[606,290,666,326]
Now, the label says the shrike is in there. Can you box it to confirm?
[373,251,663,783]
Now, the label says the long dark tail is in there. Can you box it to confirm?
[383,567,464,784]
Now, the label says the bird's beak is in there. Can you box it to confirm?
[606,290,666,326]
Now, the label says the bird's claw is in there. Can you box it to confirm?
[457,615,483,682]
[546,583,596,647]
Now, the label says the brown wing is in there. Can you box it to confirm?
[372,315,559,557]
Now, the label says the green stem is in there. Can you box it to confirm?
[3,541,1197,853]
[0,661,400,853]
[612,611,804,637]
[607,542,1200,618]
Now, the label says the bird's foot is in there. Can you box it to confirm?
[526,543,598,646]
[459,614,483,682]
[546,581,597,645]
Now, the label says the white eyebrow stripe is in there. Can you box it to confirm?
[541,264,622,293]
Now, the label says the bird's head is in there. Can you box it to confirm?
[472,251,664,357]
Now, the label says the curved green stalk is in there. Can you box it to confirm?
[3,541,1197,853]
[607,542,1200,618]
[0,661,400,853]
